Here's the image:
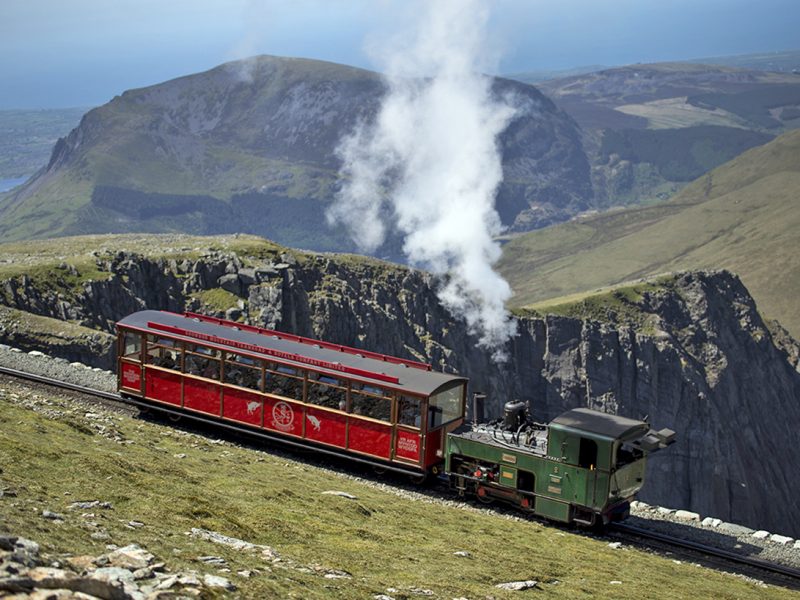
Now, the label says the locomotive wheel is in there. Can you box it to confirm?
[168,413,182,423]
[476,485,493,504]
[372,465,387,475]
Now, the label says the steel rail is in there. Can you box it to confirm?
[0,364,425,479]
[3,364,800,587]
[612,522,800,586]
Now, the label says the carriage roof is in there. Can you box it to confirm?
[117,310,466,397]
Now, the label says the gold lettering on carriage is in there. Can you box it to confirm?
[397,436,418,454]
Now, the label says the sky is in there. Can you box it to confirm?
[1,0,798,109]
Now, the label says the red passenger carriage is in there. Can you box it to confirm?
[116,311,467,476]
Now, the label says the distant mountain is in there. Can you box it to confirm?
[524,62,800,207]
[686,49,800,73]
[506,49,800,86]
[504,64,610,85]
[0,55,594,248]
[497,129,800,338]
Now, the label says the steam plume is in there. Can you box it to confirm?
[328,0,518,355]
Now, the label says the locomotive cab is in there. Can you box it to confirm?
[547,409,675,524]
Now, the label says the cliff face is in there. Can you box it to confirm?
[2,245,799,535]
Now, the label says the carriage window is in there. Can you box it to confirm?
[224,354,263,391]
[398,395,422,428]
[266,364,304,401]
[307,373,347,410]
[428,383,463,429]
[146,344,182,371]
[351,383,391,422]
[123,332,142,361]
[148,335,176,348]
[184,345,220,380]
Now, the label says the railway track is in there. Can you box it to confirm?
[609,522,800,590]
[3,363,800,590]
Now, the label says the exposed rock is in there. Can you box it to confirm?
[203,574,236,590]
[0,534,242,600]
[752,530,770,539]
[217,274,242,296]
[68,500,112,511]
[321,491,357,499]
[196,556,227,566]
[188,528,279,560]
[105,545,154,570]
[495,580,539,590]
[674,510,701,522]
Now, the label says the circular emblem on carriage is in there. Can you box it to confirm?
[272,401,295,432]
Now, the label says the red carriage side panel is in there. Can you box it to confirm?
[348,419,392,459]
[304,407,347,448]
[394,429,421,463]
[184,378,221,415]
[145,369,182,406]
[222,388,263,427]
[263,396,303,437]
[121,363,142,394]
[424,428,443,469]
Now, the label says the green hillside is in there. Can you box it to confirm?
[498,129,800,337]
[1,377,790,599]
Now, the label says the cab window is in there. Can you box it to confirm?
[616,443,643,467]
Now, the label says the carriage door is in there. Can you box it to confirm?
[118,330,143,395]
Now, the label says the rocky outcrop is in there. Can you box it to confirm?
[1,249,799,536]
[0,536,237,598]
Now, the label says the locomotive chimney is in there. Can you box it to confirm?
[472,392,486,426]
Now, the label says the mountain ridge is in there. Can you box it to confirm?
[0,54,594,248]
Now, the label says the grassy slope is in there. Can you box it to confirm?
[497,130,800,336]
[0,379,791,600]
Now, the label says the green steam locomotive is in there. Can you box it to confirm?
[446,400,675,526]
